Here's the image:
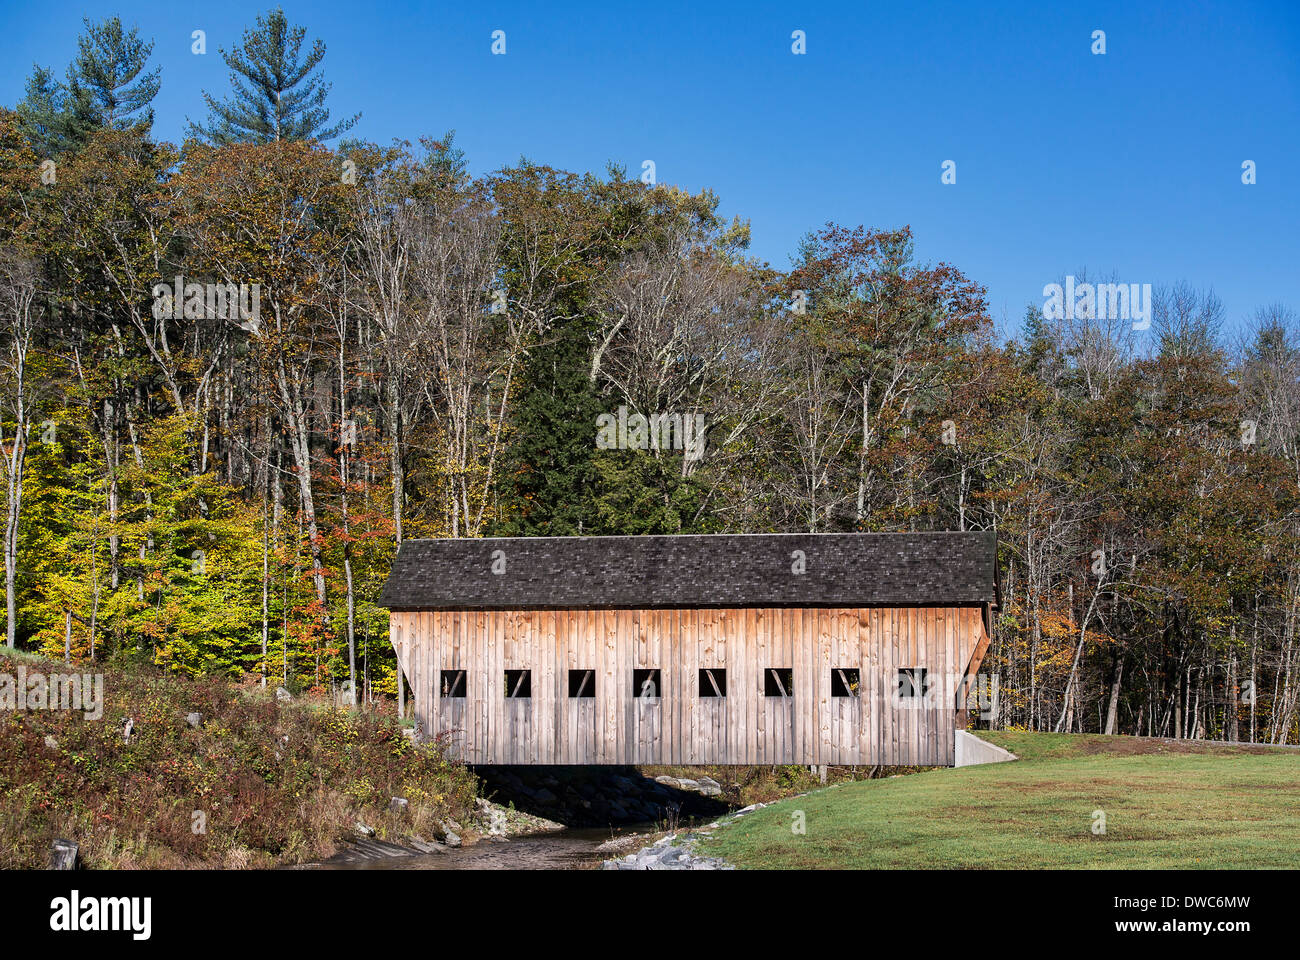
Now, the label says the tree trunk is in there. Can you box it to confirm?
[276,355,327,613]
[339,339,356,707]
[1103,654,1124,735]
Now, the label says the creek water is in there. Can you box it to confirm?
[321,826,646,870]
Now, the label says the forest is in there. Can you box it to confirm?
[3,10,1298,745]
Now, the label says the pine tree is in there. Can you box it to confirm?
[14,65,97,155]
[491,319,607,536]
[67,17,161,131]
[15,67,64,156]
[189,7,359,145]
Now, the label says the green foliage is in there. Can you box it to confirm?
[67,17,161,132]
[190,6,359,144]
[590,448,717,535]
[493,319,606,536]
[17,411,264,676]
[14,17,159,156]
[14,65,97,155]
[3,10,1300,750]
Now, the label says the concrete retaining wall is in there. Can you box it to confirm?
[954,730,1018,766]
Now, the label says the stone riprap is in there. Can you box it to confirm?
[601,833,735,870]
[599,800,782,870]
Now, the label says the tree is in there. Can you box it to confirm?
[345,136,469,545]
[14,65,96,155]
[171,138,351,626]
[0,114,40,650]
[0,251,39,648]
[67,17,161,132]
[190,7,359,145]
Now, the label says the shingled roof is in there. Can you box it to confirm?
[378,531,998,611]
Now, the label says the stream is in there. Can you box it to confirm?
[320,826,647,870]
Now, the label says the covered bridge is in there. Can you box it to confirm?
[379,531,998,766]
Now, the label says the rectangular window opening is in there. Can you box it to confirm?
[567,669,596,698]
[698,668,727,698]
[897,667,928,699]
[504,669,531,698]
[634,669,661,698]
[764,668,793,698]
[439,669,467,698]
[831,668,860,697]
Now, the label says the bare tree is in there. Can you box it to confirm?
[590,238,784,478]
[348,152,425,545]
[0,251,39,648]
[408,191,514,537]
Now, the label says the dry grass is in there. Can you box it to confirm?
[0,650,478,869]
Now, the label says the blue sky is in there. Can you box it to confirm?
[4,0,1298,339]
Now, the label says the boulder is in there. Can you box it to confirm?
[389,797,409,815]
[697,776,722,797]
[186,712,202,729]
[474,799,510,837]
[433,819,463,846]
[275,687,292,702]
[43,735,59,752]
[50,839,78,870]
[354,822,375,838]
[408,835,447,854]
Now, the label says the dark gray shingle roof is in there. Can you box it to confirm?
[378,532,997,610]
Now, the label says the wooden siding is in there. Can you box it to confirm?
[391,605,987,766]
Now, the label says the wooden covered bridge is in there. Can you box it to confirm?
[379,532,998,766]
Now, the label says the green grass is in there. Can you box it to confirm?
[700,731,1300,869]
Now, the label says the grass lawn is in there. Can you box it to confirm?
[699,731,1300,869]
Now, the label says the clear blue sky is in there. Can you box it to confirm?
[4,0,1298,339]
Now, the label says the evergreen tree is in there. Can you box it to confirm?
[14,65,96,155]
[189,7,359,145]
[14,67,65,156]
[67,17,161,131]
[492,319,607,536]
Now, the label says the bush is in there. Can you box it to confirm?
[0,651,478,868]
